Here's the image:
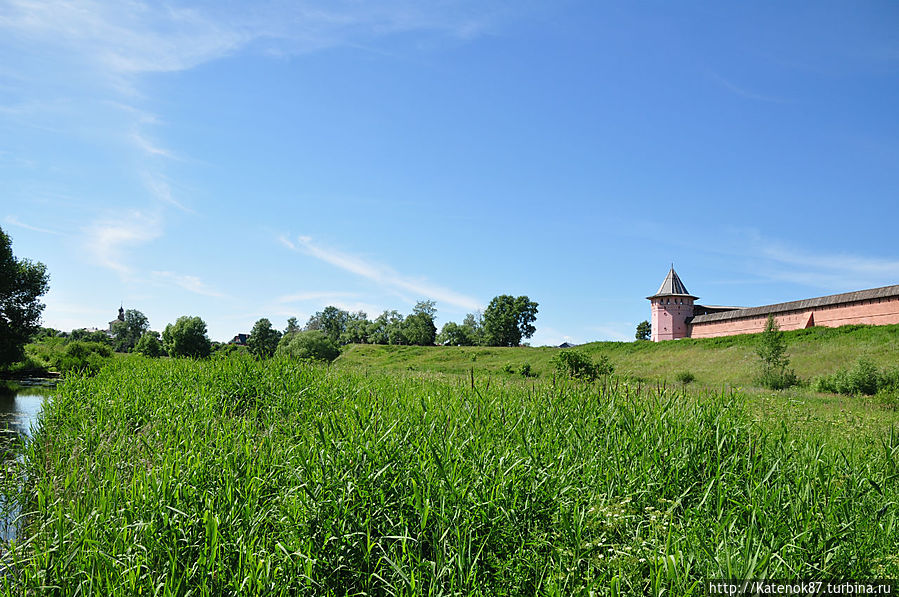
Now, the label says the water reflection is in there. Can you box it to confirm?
[0,378,52,543]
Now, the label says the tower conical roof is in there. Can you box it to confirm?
[647,267,698,299]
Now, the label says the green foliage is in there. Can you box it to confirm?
[56,341,114,375]
[339,313,370,345]
[368,310,406,345]
[518,362,537,378]
[110,309,150,352]
[437,321,474,346]
[70,328,113,345]
[247,318,282,358]
[501,363,514,374]
[3,358,896,594]
[403,300,437,346]
[26,339,112,375]
[483,295,538,347]
[306,306,351,344]
[674,370,696,385]
[635,320,651,341]
[134,331,164,358]
[756,315,799,390]
[284,316,301,336]
[277,330,340,362]
[0,227,50,368]
[552,349,613,380]
[162,316,212,358]
[813,359,890,396]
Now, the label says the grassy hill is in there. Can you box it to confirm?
[337,323,899,387]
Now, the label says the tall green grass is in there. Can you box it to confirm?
[2,355,897,595]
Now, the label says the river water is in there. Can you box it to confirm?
[0,378,52,542]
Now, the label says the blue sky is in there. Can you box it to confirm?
[2,1,898,344]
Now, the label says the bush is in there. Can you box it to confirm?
[56,341,113,375]
[813,359,884,396]
[518,362,538,378]
[134,331,165,358]
[277,330,340,363]
[552,350,613,380]
[675,371,696,385]
[501,363,514,374]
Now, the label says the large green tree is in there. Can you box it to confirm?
[0,227,50,367]
[306,306,350,344]
[134,331,165,357]
[110,309,150,352]
[247,318,282,358]
[162,316,211,358]
[437,321,475,346]
[483,295,538,347]
[404,300,437,346]
[277,330,340,362]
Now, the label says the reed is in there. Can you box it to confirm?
[1,354,896,595]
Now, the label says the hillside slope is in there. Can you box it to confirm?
[337,323,899,386]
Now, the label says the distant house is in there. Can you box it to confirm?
[230,333,249,346]
[558,342,577,348]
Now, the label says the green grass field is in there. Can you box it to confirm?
[337,323,899,387]
[1,354,897,595]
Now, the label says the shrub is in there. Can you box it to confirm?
[56,341,114,375]
[518,362,537,378]
[277,330,340,363]
[675,371,696,385]
[814,359,883,396]
[502,363,514,374]
[134,331,165,357]
[552,350,613,380]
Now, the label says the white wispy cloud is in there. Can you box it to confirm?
[4,215,61,235]
[727,230,899,292]
[83,211,161,273]
[152,271,226,298]
[140,171,192,213]
[282,235,483,311]
[276,290,360,303]
[709,72,789,104]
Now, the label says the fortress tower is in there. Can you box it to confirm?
[647,267,697,341]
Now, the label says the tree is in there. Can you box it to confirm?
[247,318,282,358]
[277,330,340,362]
[0,227,50,368]
[462,311,485,345]
[162,316,211,358]
[70,328,113,345]
[111,309,150,352]
[438,321,475,346]
[306,306,350,344]
[368,310,405,345]
[635,320,651,341]
[756,315,798,389]
[134,331,165,357]
[285,317,301,336]
[482,295,538,347]
[340,312,371,345]
[404,300,437,346]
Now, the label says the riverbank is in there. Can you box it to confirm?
[1,355,896,594]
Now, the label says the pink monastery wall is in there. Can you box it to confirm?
[688,295,899,339]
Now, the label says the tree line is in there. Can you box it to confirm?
[0,224,541,370]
